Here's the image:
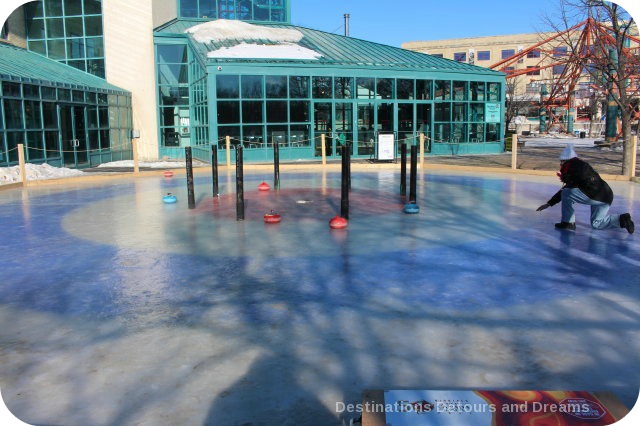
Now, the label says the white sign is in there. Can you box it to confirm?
[377,134,395,160]
[485,103,502,123]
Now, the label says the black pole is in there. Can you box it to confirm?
[400,142,407,196]
[211,144,219,196]
[185,146,196,209]
[346,141,351,191]
[236,145,244,221]
[273,138,280,190]
[409,145,417,204]
[340,142,349,220]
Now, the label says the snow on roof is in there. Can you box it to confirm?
[207,42,322,60]
[185,19,303,44]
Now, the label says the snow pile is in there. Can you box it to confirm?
[208,42,322,60]
[185,19,322,60]
[97,160,193,169]
[186,19,303,44]
[0,163,84,184]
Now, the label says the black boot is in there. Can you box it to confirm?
[555,221,576,230]
[620,213,635,234]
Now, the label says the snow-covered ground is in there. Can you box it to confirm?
[0,160,199,185]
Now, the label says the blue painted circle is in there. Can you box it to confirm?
[163,194,177,204]
[403,203,420,214]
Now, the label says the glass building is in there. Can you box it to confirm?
[23,0,105,77]
[0,43,132,169]
[155,14,505,162]
[2,0,505,167]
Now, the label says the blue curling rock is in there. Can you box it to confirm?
[163,194,177,204]
[403,203,420,214]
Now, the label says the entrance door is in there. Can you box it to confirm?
[60,105,89,168]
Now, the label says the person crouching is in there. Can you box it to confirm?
[536,144,634,234]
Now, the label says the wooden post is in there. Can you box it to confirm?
[321,133,327,166]
[132,139,140,174]
[511,134,518,170]
[18,143,26,185]
[419,133,425,170]
[631,135,638,178]
[225,136,231,167]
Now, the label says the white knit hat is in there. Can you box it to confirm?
[559,144,577,160]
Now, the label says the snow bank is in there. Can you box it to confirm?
[186,19,303,44]
[207,42,322,60]
[0,163,84,184]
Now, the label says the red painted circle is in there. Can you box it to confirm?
[329,216,348,229]
[264,213,282,223]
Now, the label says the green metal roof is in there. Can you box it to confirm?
[0,42,128,93]
[156,19,504,76]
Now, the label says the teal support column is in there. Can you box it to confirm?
[539,108,547,133]
[605,96,618,142]
[567,108,574,133]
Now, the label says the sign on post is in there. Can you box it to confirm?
[377,133,395,161]
[485,102,502,123]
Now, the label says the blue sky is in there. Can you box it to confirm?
[0,0,638,46]
[291,0,639,47]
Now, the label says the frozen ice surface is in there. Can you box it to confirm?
[0,169,638,425]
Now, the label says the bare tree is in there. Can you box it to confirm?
[544,0,639,175]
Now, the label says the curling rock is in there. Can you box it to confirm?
[329,216,348,229]
[163,193,177,204]
[403,203,420,214]
[264,212,282,224]
[163,171,174,178]
[258,182,270,191]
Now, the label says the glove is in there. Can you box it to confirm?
[536,203,550,211]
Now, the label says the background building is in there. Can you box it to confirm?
[2,0,506,168]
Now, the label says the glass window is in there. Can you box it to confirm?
[312,76,332,99]
[470,82,485,101]
[378,103,393,132]
[334,77,353,99]
[501,49,515,59]
[553,65,566,75]
[434,123,450,143]
[157,44,187,63]
[217,101,240,123]
[376,78,394,99]
[65,17,83,37]
[416,80,431,100]
[266,101,287,122]
[28,40,47,55]
[356,78,375,99]
[86,37,103,57]
[477,51,490,61]
[434,103,451,122]
[64,0,83,15]
[454,52,466,62]
[243,125,263,145]
[26,131,44,160]
[453,103,466,122]
[242,101,263,123]
[43,103,57,128]
[487,83,501,101]
[47,39,66,60]
[84,16,103,37]
[553,46,568,57]
[398,103,413,132]
[241,75,263,98]
[180,0,198,17]
[289,76,309,98]
[44,0,63,16]
[84,0,102,15]
[290,101,309,122]
[434,80,450,100]
[527,49,540,58]
[46,18,65,38]
[24,101,42,128]
[397,79,414,100]
[3,99,23,129]
[470,104,484,122]
[453,81,467,101]
[2,82,21,97]
[216,75,240,98]
[26,18,45,39]
[265,75,287,98]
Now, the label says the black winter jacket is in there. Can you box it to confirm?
[547,157,613,206]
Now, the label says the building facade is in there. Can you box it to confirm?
[2,0,506,169]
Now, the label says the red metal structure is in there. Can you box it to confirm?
[490,18,640,132]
